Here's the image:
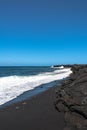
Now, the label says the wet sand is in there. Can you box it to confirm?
[0,86,65,130]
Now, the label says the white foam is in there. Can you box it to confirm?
[51,65,64,69]
[0,67,72,105]
[54,65,64,69]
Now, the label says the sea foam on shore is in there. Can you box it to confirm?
[0,67,72,105]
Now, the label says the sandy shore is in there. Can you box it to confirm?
[0,86,65,130]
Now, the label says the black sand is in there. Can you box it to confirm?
[0,86,65,130]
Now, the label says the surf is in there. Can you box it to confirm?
[0,67,72,105]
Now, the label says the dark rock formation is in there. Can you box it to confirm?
[55,65,87,130]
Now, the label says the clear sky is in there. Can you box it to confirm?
[0,0,87,66]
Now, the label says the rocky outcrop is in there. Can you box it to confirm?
[55,65,87,130]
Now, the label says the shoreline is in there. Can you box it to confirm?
[0,80,61,109]
[0,66,72,107]
[0,85,65,130]
[1,64,86,130]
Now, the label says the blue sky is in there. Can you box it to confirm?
[0,0,87,66]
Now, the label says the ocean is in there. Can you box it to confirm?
[0,66,72,107]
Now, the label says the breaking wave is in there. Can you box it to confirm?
[0,67,72,105]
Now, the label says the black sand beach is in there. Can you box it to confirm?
[0,64,87,130]
[0,86,65,130]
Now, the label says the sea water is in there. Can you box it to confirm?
[0,66,72,106]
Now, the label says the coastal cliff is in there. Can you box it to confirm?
[55,65,87,130]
